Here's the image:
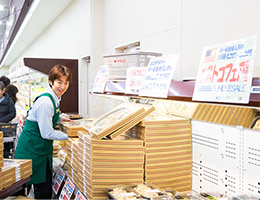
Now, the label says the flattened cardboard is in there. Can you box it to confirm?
[83,103,146,139]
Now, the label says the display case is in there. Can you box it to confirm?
[6,60,48,114]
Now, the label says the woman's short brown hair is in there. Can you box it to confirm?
[49,64,72,84]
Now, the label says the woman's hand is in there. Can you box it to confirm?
[60,113,73,122]
[62,117,73,122]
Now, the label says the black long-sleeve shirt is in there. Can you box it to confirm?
[0,93,16,123]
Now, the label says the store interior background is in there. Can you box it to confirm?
[0,0,260,118]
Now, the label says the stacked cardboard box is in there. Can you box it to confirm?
[65,103,154,198]
[67,138,80,184]
[84,103,149,140]
[77,131,144,200]
[64,119,94,137]
[53,141,59,157]
[126,114,192,192]
[109,105,156,140]
[1,159,32,189]
[1,163,15,188]
[191,104,255,128]
[0,131,3,190]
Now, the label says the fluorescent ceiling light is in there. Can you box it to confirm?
[1,0,41,65]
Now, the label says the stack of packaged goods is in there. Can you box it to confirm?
[65,113,83,120]
[62,103,155,199]
[108,105,156,140]
[56,140,67,149]
[1,159,32,189]
[53,141,59,158]
[126,115,192,192]
[64,119,94,137]
[56,140,68,162]
[77,131,144,200]
[0,131,3,190]
[1,162,15,188]
[191,104,255,127]
[67,138,79,184]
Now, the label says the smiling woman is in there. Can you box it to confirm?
[15,64,73,199]
[48,64,72,98]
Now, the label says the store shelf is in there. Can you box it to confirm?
[96,77,260,108]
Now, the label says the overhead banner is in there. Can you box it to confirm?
[193,35,257,104]
[139,54,180,98]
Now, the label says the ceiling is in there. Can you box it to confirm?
[0,0,73,67]
[0,0,12,45]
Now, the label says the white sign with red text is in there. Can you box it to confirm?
[193,35,257,103]
[52,168,66,195]
[59,178,75,200]
[92,65,108,93]
[125,67,147,94]
[75,189,87,200]
[139,54,180,98]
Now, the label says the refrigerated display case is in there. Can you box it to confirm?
[6,60,48,116]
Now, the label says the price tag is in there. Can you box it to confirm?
[193,35,257,103]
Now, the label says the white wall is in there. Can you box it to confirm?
[10,0,92,117]
[103,0,260,79]
[182,0,260,79]
[0,65,9,75]
[7,0,260,117]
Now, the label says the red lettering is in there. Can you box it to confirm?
[230,68,239,82]
[217,63,233,82]
[240,60,249,81]
[201,65,218,83]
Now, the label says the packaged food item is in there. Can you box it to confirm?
[131,182,166,199]
[150,196,175,200]
[106,184,142,200]
[232,194,259,200]
[253,119,260,130]
[199,191,231,199]
[174,191,196,199]
[163,188,176,196]
[58,149,67,162]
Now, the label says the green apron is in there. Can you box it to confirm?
[15,93,60,185]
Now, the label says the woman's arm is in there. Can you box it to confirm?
[36,97,68,140]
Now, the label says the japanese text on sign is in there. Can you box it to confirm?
[75,190,87,200]
[59,178,75,200]
[53,168,66,195]
[139,54,180,98]
[92,65,108,93]
[193,35,257,103]
[125,67,147,94]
